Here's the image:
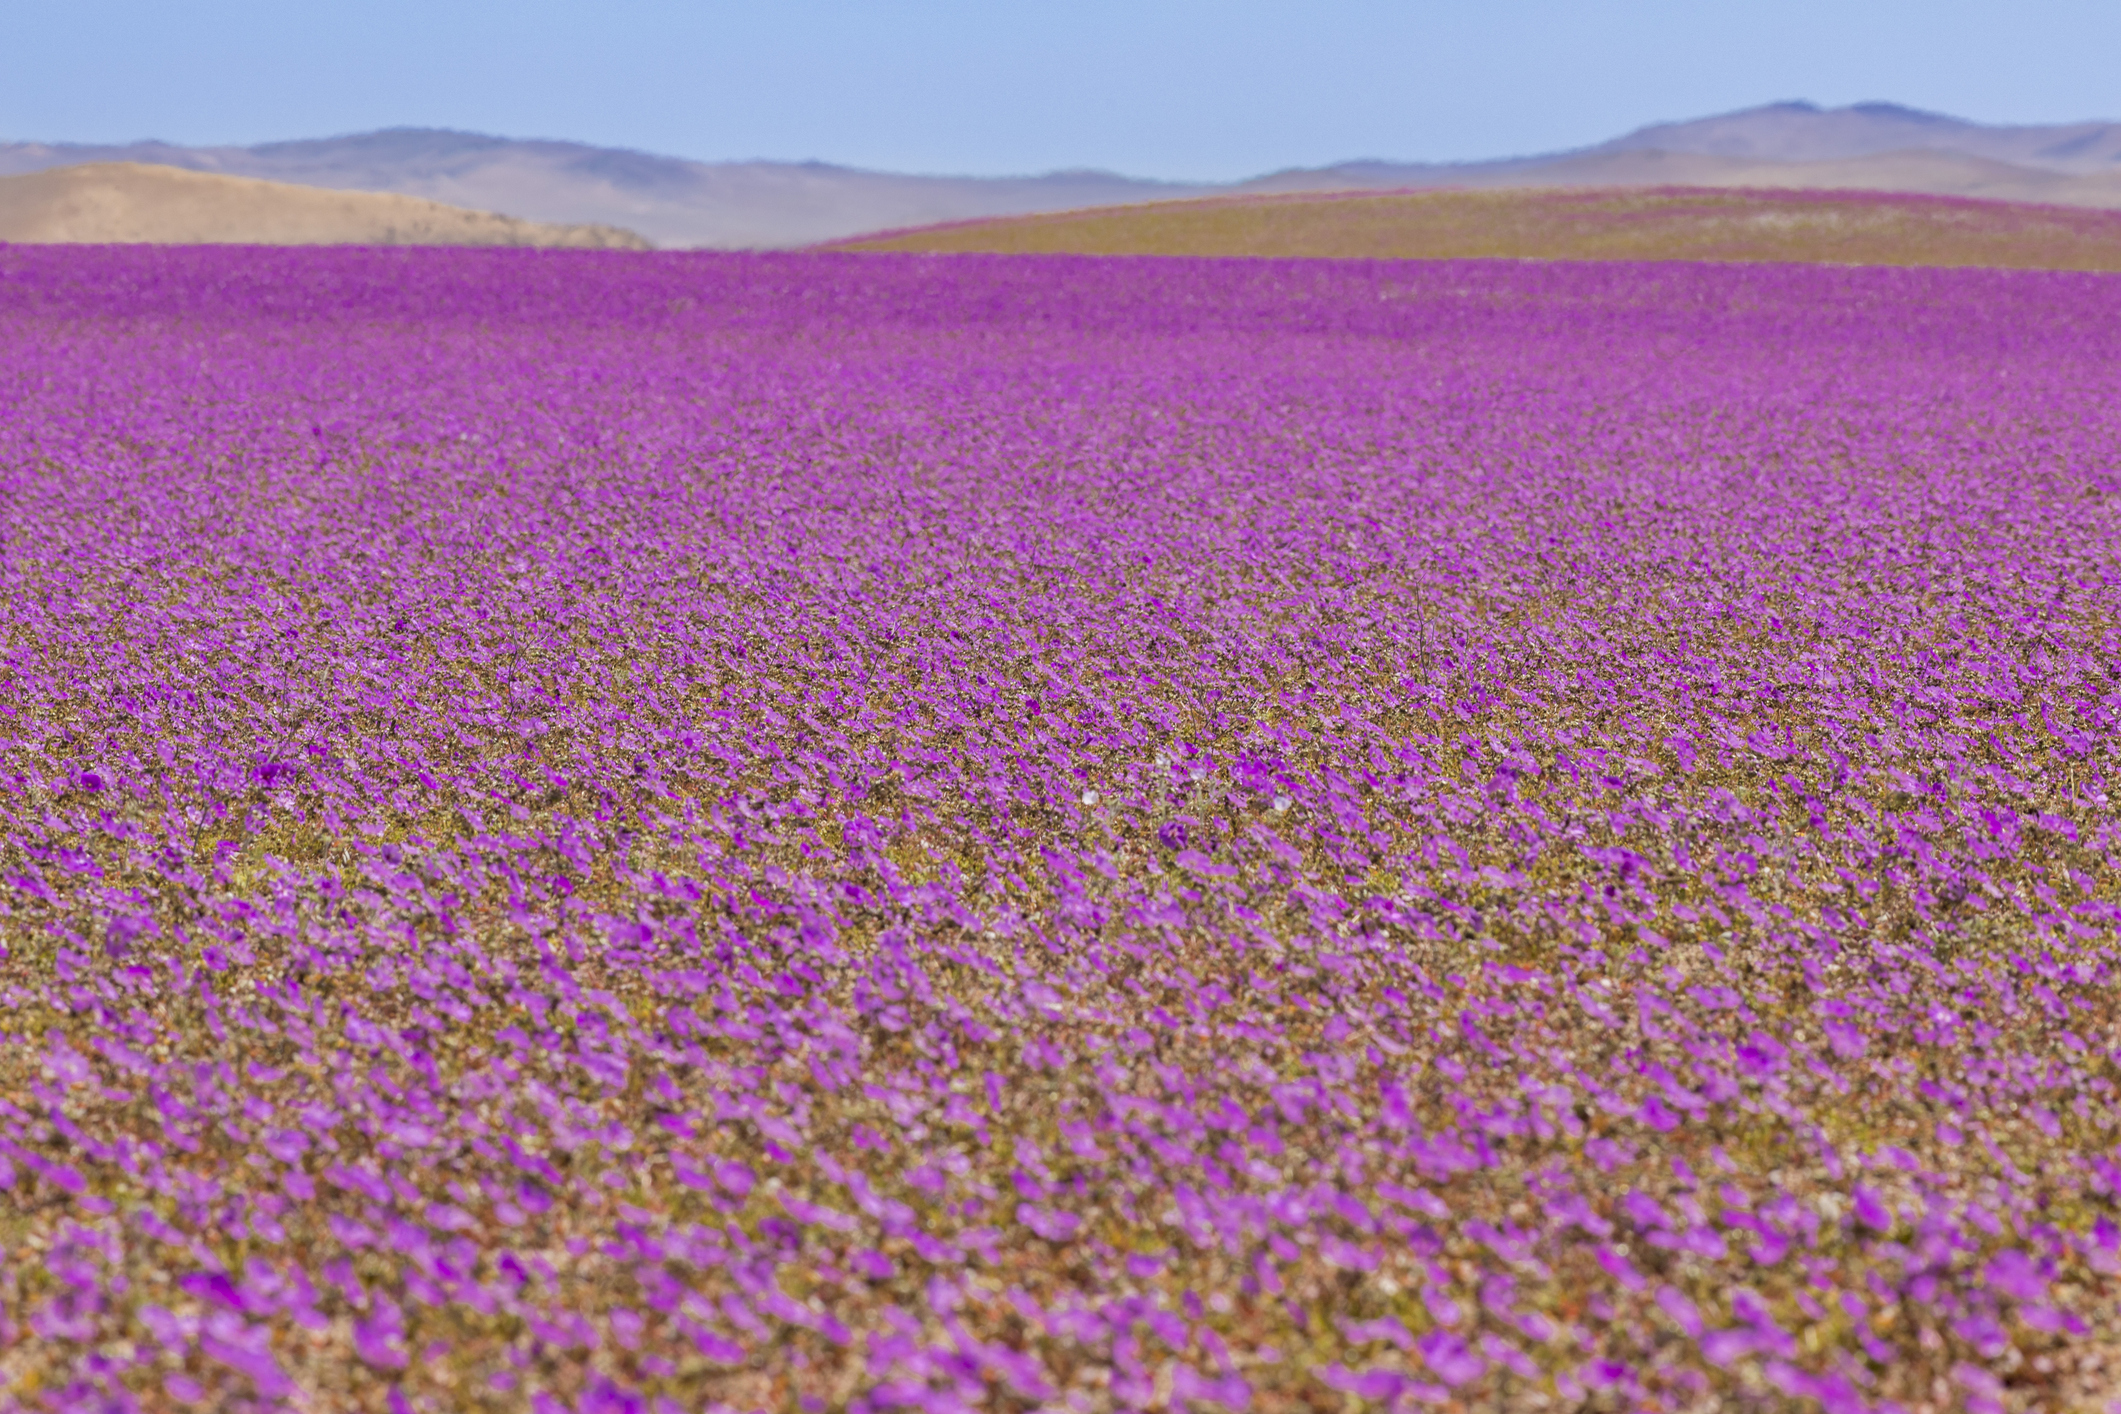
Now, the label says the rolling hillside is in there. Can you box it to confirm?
[0,134,1203,249]
[826,185,2121,269]
[5,102,2119,248]
[0,162,649,247]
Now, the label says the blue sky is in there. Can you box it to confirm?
[6,0,2117,181]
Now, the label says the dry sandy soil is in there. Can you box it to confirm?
[827,184,2121,269]
[0,162,650,247]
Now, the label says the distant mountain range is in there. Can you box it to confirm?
[5,102,2119,249]
[0,131,1197,248]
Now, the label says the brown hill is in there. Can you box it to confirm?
[825,185,2121,270]
[0,162,651,248]
[1464,148,2121,208]
[8,105,2121,247]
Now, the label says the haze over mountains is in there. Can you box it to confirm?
[1226,102,2121,217]
[0,132,1192,249]
[5,102,2120,249]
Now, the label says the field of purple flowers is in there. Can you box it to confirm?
[1,246,2118,1414]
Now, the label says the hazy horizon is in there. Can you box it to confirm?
[7,0,2120,183]
[7,100,2098,187]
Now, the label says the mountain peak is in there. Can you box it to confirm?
[1591,99,2112,165]
[1844,101,1961,124]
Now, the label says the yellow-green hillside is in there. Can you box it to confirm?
[826,185,2121,269]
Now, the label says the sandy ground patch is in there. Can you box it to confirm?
[0,162,650,247]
